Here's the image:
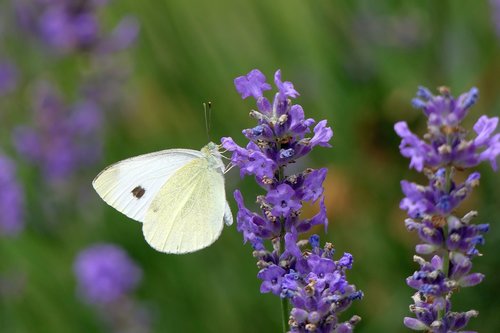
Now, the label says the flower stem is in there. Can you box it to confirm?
[278,165,290,333]
[280,262,290,333]
[438,166,452,320]
[281,301,289,332]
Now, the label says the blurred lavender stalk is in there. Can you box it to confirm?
[491,0,500,38]
[1,3,147,330]
[0,60,18,95]
[395,87,500,332]
[0,25,22,238]
[13,82,103,182]
[0,153,24,236]
[223,69,362,333]
[14,0,139,54]
[74,243,151,333]
[6,0,138,203]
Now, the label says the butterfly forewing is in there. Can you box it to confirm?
[92,149,203,222]
[143,157,226,254]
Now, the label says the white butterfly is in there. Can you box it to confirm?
[92,142,232,254]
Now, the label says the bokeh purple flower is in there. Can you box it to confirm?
[74,243,151,333]
[13,82,103,182]
[8,0,138,190]
[74,243,142,304]
[14,0,139,54]
[225,69,362,332]
[1,2,147,331]
[0,60,18,95]
[0,153,24,236]
[396,86,497,332]
[491,0,500,38]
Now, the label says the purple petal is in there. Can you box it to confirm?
[234,69,272,100]
[404,317,429,330]
[310,120,333,148]
[473,116,498,146]
[459,273,485,287]
[274,70,299,99]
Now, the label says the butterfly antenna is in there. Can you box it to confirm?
[203,102,213,142]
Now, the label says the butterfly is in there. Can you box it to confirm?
[92,142,232,254]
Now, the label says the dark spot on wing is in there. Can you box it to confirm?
[131,186,146,199]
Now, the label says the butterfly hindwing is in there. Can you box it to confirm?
[143,157,226,254]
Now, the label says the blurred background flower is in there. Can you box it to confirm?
[74,243,151,333]
[0,1,499,333]
[13,81,103,182]
[74,243,142,304]
[0,153,24,236]
[14,0,139,54]
[491,0,500,38]
[0,60,18,95]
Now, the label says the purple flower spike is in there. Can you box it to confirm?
[13,82,103,182]
[98,16,140,53]
[396,86,496,332]
[492,0,500,38]
[234,69,272,100]
[0,60,18,95]
[74,243,142,304]
[15,0,139,54]
[396,87,500,171]
[226,69,361,332]
[0,154,25,237]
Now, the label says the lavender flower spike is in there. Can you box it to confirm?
[0,60,18,95]
[0,153,24,236]
[15,0,139,54]
[13,82,103,182]
[224,69,362,332]
[396,86,497,332]
[396,87,500,171]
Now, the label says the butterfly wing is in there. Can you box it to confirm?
[223,201,233,226]
[92,149,203,223]
[143,157,226,254]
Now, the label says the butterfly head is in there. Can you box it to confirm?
[201,142,225,170]
[205,141,219,153]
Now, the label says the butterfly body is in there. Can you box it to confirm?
[92,142,232,254]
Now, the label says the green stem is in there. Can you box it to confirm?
[281,297,289,333]
[438,166,452,320]
[438,247,450,321]
[278,165,290,333]
[280,231,290,333]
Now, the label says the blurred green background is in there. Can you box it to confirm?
[1,0,500,332]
